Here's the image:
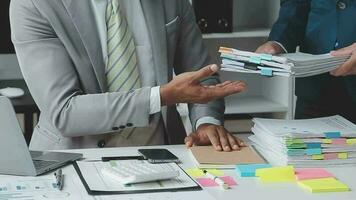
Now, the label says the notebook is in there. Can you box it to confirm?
[189,145,266,169]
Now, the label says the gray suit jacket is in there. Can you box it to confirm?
[10,0,224,150]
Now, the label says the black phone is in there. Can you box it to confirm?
[138,148,180,163]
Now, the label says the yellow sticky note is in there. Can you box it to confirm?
[338,153,348,159]
[298,178,350,193]
[312,155,324,160]
[322,139,332,144]
[185,168,223,178]
[256,166,296,183]
[346,139,356,145]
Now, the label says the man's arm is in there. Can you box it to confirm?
[166,0,246,151]
[257,0,311,54]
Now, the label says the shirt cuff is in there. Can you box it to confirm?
[271,41,288,53]
[196,117,222,130]
[149,86,161,114]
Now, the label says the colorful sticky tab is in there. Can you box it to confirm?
[196,176,237,187]
[235,164,272,177]
[295,168,334,180]
[346,138,356,145]
[287,149,304,156]
[287,143,306,149]
[259,54,273,61]
[186,168,224,178]
[322,139,332,144]
[260,68,273,76]
[306,143,322,149]
[324,132,341,139]
[338,153,348,159]
[324,153,338,160]
[249,56,262,64]
[312,155,324,160]
[306,148,322,155]
[298,178,350,193]
[332,138,347,145]
[256,166,296,183]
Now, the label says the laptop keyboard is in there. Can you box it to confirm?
[33,160,58,170]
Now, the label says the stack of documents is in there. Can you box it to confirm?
[219,47,350,77]
[249,115,356,167]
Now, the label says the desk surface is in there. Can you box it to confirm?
[1,132,355,200]
[60,144,356,200]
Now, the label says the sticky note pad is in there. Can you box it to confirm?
[196,176,237,187]
[256,166,296,183]
[186,168,223,178]
[298,178,350,193]
[295,168,334,180]
[236,164,272,177]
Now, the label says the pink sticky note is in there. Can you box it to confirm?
[332,138,347,145]
[295,168,334,180]
[324,153,338,160]
[196,176,238,187]
[220,176,238,186]
[196,178,219,187]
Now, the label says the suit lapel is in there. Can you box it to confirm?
[140,0,168,85]
[62,0,107,92]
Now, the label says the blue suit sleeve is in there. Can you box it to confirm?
[268,0,311,52]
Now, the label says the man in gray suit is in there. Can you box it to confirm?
[10,0,246,151]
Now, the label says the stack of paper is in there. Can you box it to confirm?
[249,115,356,167]
[219,47,350,77]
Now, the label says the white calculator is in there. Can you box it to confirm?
[101,160,180,185]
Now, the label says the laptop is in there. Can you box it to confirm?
[0,96,82,176]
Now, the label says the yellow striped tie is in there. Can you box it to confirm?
[106,0,141,92]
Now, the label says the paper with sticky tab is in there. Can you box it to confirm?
[295,168,334,180]
[298,177,350,193]
[256,166,296,183]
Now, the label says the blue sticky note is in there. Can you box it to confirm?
[324,132,341,139]
[306,143,322,149]
[236,164,272,177]
[260,54,273,61]
[260,68,273,76]
[249,56,262,64]
[306,148,322,155]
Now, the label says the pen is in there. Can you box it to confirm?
[203,170,229,190]
[54,169,64,190]
[101,156,145,162]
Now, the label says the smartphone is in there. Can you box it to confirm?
[138,148,180,163]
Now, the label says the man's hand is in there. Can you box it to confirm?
[255,41,285,55]
[184,124,246,152]
[160,64,246,106]
[330,43,356,76]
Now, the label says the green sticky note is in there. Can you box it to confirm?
[346,139,356,145]
[185,168,223,178]
[298,178,350,193]
[256,166,296,183]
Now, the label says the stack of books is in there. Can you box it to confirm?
[249,115,356,167]
[219,47,350,77]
